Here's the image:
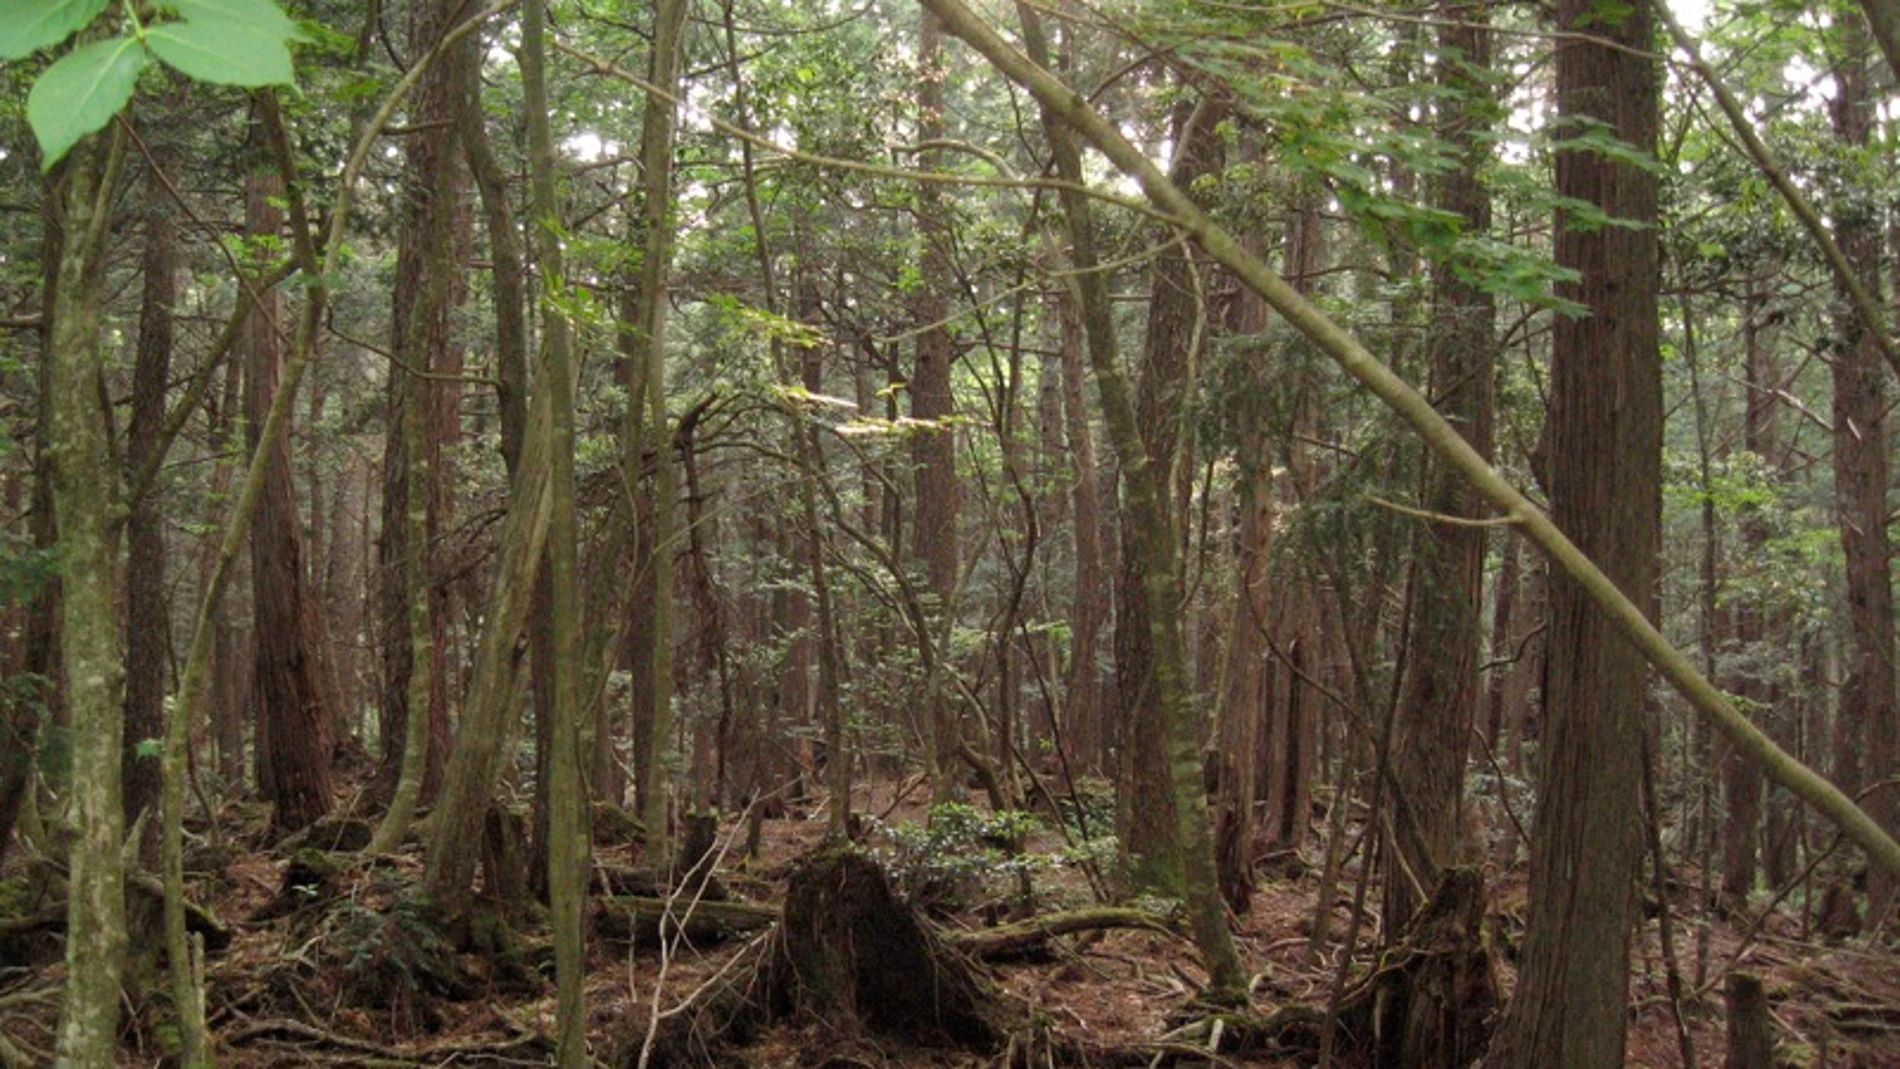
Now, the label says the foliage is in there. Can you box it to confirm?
[0,0,305,170]
[869,802,1055,909]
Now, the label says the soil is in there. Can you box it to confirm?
[2,782,1896,1067]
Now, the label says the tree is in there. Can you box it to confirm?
[1385,0,1497,931]
[244,108,334,836]
[1825,13,1897,928]
[1486,0,1661,1060]
[520,0,589,1060]
[122,136,177,865]
[1113,89,1224,894]
[913,7,963,793]
[374,0,468,842]
[46,126,129,1069]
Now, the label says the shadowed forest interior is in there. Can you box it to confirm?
[4,0,1900,1065]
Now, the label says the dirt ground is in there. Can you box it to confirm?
[3,780,1897,1067]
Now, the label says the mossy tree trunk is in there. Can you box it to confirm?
[1010,2,1247,1000]
[49,124,129,1069]
[521,1,590,1063]
[623,0,690,866]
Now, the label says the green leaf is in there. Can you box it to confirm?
[163,0,306,41]
[0,0,110,61]
[146,19,293,86]
[27,35,147,172]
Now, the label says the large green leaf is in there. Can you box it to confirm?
[26,34,146,171]
[0,0,110,61]
[164,0,305,41]
[145,19,292,86]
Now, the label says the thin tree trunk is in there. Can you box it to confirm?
[123,171,177,866]
[521,0,589,1061]
[623,0,690,864]
[1015,1,1245,999]
[49,125,130,1069]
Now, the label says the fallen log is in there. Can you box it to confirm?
[945,906,1182,961]
[594,896,775,949]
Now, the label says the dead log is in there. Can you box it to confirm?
[594,896,776,949]
[945,906,1182,962]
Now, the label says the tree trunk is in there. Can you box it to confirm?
[1114,92,1224,893]
[377,0,466,812]
[245,118,333,837]
[123,172,177,866]
[1057,290,1108,774]
[1826,17,1898,929]
[1014,4,1246,998]
[1385,3,1497,932]
[48,127,129,1069]
[914,8,963,793]
[521,0,590,1061]
[1486,0,1660,1060]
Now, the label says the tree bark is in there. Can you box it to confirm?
[521,0,589,1061]
[377,0,466,813]
[48,126,129,1069]
[624,0,690,862]
[245,115,333,836]
[1013,2,1246,999]
[1113,91,1224,893]
[1487,0,1661,1060]
[1826,17,1898,929]
[123,167,177,866]
[914,9,963,793]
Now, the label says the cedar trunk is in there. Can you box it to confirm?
[245,131,333,836]
[1486,0,1661,1061]
[1827,21,1898,928]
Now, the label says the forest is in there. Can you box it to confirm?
[3,0,1900,1064]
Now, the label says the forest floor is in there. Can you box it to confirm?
[3,779,1899,1067]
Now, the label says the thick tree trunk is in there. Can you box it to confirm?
[377,0,466,811]
[245,125,333,837]
[1486,0,1660,1061]
[1827,20,1898,929]
[1114,93,1224,893]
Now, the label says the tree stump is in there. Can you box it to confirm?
[1725,972,1774,1069]
[774,847,1002,1045]
[1359,866,1498,1068]
[630,846,1009,1067]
